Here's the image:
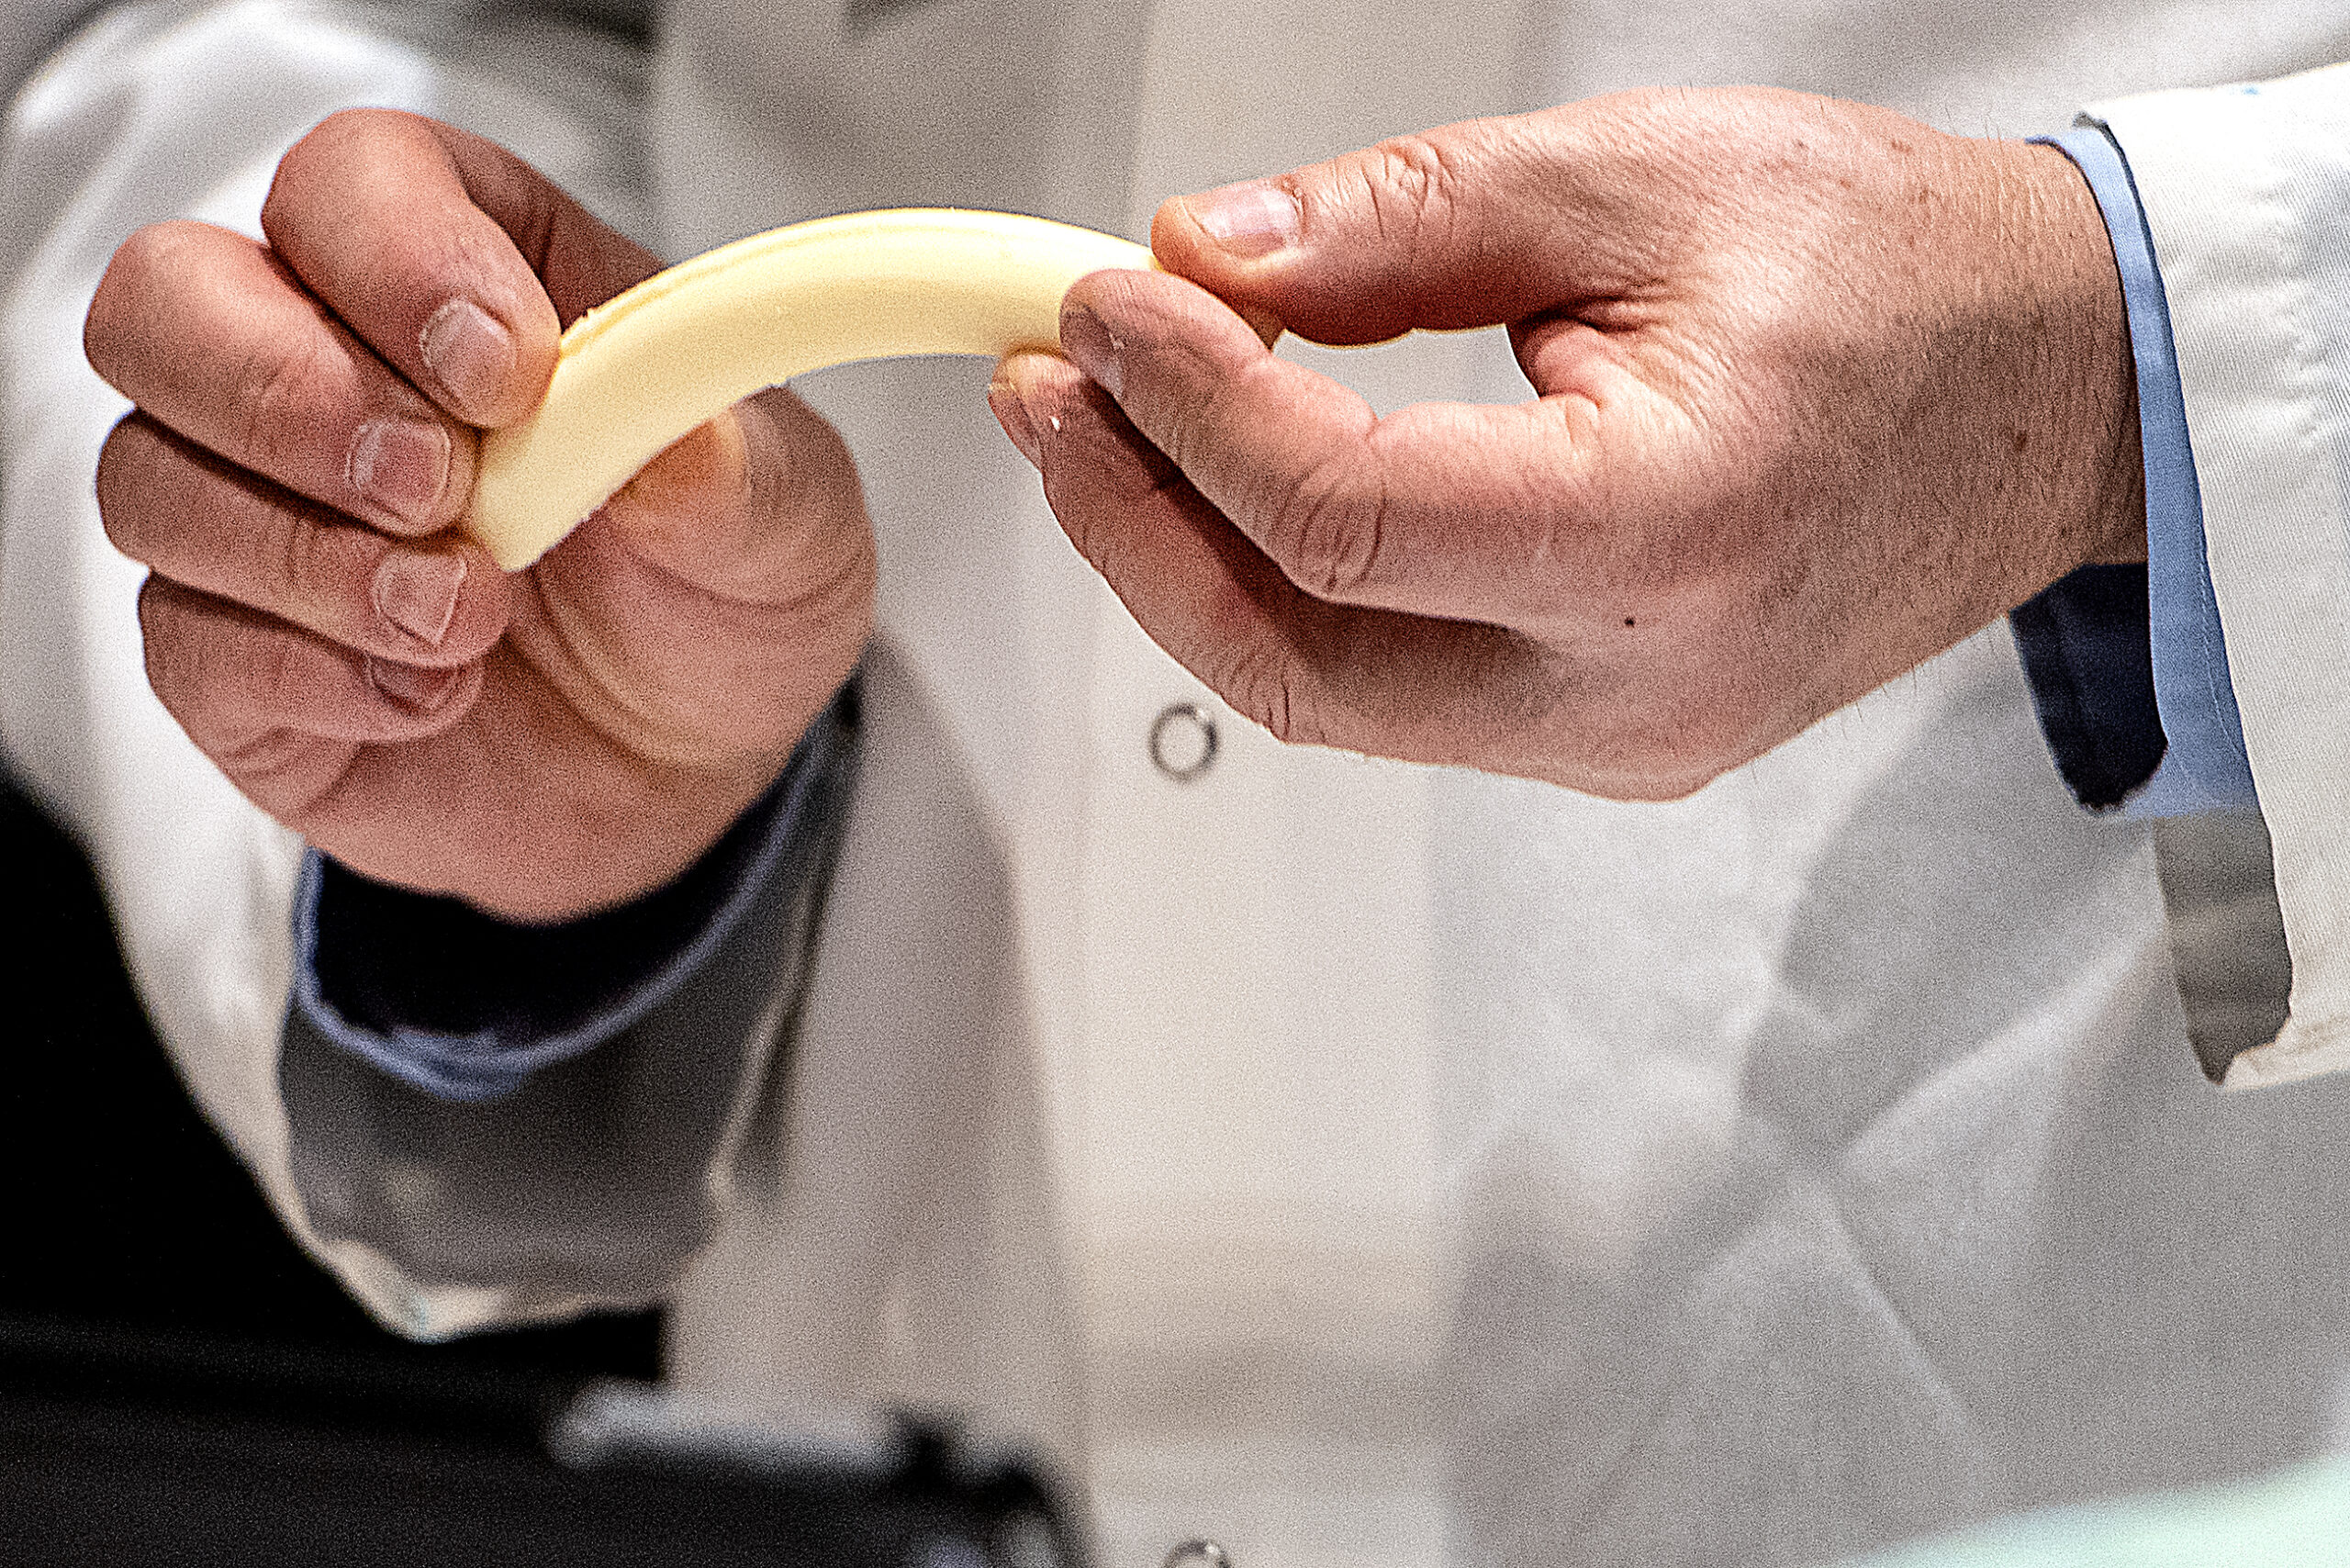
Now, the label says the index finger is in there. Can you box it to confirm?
[260,109,655,428]
[1049,265,1605,625]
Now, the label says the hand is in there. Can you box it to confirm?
[990,87,2143,800]
[86,110,874,921]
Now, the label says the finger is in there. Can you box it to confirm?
[140,577,482,815]
[262,108,657,426]
[86,223,475,535]
[1041,266,1617,624]
[1150,107,1665,344]
[99,414,509,667]
[509,387,876,772]
[994,351,1551,771]
[586,386,873,607]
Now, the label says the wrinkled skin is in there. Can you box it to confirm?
[85,109,876,921]
[87,87,2142,925]
[991,87,2144,801]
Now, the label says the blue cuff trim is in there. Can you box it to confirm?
[2040,124,2259,817]
[290,681,856,1103]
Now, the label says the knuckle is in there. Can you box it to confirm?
[98,220,185,294]
[1219,639,1322,749]
[292,106,366,157]
[1152,353,1246,479]
[139,581,304,742]
[745,389,854,521]
[1268,449,1385,600]
[312,106,402,142]
[230,332,334,476]
[266,109,441,263]
[274,107,403,186]
[213,727,319,803]
[86,222,194,373]
[136,579,201,713]
[274,507,344,629]
[94,418,154,556]
[237,622,306,719]
[1360,133,1467,262]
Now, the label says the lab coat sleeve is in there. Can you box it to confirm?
[293,692,846,1106]
[0,0,820,1338]
[2090,63,2350,1091]
[2013,125,2262,823]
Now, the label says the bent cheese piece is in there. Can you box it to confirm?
[467,207,1156,570]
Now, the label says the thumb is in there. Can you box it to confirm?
[585,386,873,610]
[519,386,873,772]
[1149,107,1646,346]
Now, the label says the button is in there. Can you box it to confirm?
[1149,702,1219,781]
[1161,1543,1231,1568]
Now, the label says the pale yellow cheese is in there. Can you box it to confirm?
[466,207,1155,570]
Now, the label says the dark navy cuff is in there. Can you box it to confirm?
[2015,125,2259,818]
[2010,563,2165,812]
[291,679,858,1103]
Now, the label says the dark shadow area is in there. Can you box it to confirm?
[0,771,1084,1564]
[0,768,662,1382]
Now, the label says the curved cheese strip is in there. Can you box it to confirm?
[466,207,1156,570]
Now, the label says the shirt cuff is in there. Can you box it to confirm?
[290,679,858,1103]
[2013,125,2260,818]
[2009,562,2165,811]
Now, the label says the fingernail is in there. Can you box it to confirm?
[1058,305,1122,399]
[348,418,452,525]
[989,374,1042,466]
[372,550,466,648]
[367,656,464,712]
[420,299,516,423]
[1185,179,1300,258]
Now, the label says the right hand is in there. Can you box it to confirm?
[85,109,876,922]
[993,90,2143,801]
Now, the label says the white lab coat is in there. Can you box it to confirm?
[9,3,2350,1566]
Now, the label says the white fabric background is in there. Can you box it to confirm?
[8,5,2350,1568]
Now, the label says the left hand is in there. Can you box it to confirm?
[989,87,2145,800]
[84,111,875,922]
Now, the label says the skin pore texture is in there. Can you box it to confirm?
[84,88,2141,921]
[86,111,876,922]
[998,87,2146,801]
